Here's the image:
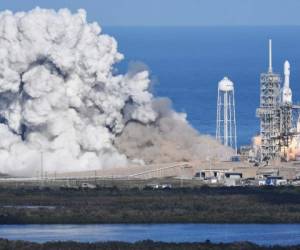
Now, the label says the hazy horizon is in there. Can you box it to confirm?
[1,0,300,27]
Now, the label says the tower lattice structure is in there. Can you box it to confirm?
[256,40,282,161]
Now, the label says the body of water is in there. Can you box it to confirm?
[1,224,300,245]
[104,26,300,146]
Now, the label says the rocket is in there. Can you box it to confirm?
[282,60,292,104]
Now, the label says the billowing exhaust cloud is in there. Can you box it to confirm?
[116,98,234,164]
[0,8,233,176]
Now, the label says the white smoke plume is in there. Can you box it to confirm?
[0,8,157,176]
[0,8,233,177]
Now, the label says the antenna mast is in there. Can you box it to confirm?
[268,39,273,73]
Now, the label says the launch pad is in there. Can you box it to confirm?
[250,40,300,164]
[2,159,300,189]
[2,39,300,185]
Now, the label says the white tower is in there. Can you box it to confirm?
[216,77,237,153]
[281,60,292,104]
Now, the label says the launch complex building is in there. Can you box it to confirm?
[216,39,300,165]
[255,39,300,164]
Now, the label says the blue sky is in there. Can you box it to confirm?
[0,0,300,26]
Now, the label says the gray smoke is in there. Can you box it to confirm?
[115,98,234,164]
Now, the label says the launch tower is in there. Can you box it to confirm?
[256,40,281,162]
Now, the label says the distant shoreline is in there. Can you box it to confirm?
[0,239,298,250]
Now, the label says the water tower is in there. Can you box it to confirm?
[216,76,237,153]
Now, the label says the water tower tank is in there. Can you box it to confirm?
[218,77,234,92]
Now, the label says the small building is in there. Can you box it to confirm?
[194,169,226,181]
[224,172,242,186]
[224,172,242,179]
[265,176,287,186]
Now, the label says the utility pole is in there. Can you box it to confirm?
[40,151,43,179]
[40,150,44,188]
[180,166,183,188]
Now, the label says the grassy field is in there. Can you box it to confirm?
[1,186,300,224]
[0,239,300,250]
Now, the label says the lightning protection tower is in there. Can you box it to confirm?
[216,76,237,153]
